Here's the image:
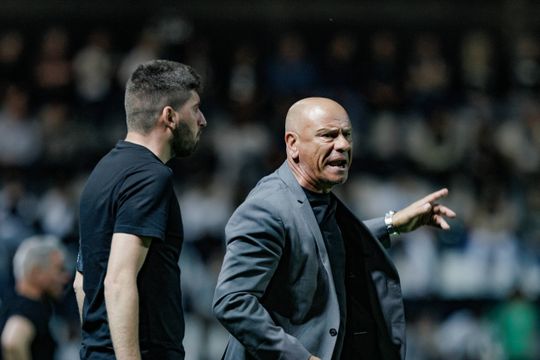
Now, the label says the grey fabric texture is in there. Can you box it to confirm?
[213,161,406,360]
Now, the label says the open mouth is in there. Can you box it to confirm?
[327,159,348,169]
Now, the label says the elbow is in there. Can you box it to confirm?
[212,298,223,323]
[103,275,118,299]
[212,291,242,326]
[73,272,83,294]
[212,291,229,324]
[103,272,136,301]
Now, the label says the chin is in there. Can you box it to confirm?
[325,172,348,184]
[173,143,198,158]
[335,174,349,185]
[322,177,347,189]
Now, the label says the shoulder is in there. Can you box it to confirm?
[227,171,293,229]
[249,171,290,203]
[225,173,291,245]
[136,161,172,181]
[99,142,171,176]
[1,315,35,346]
[7,296,49,325]
[85,146,172,191]
[121,161,173,191]
[241,171,294,213]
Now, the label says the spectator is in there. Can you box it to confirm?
[73,30,114,112]
[33,28,73,104]
[266,33,319,99]
[365,32,402,110]
[406,33,451,113]
[0,31,27,85]
[0,84,42,167]
[0,236,69,360]
[490,290,540,360]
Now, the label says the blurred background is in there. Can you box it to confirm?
[0,0,539,359]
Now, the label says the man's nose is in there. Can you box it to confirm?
[335,134,351,151]
[199,112,207,128]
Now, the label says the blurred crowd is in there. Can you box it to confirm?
[0,20,539,359]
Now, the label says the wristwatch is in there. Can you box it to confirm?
[384,210,400,240]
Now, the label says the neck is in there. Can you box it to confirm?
[125,131,171,163]
[286,158,331,194]
[16,280,43,301]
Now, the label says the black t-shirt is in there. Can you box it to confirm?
[0,293,56,360]
[304,189,381,360]
[303,190,346,304]
[78,140,185,360]
[304,190,348,359]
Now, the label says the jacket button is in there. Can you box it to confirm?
[329,328,337,337]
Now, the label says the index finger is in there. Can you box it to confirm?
[418,188,448,205]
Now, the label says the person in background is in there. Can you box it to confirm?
[0,235,69,360]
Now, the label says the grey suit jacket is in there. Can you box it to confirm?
[213,162,406,360]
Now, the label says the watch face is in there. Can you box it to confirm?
[384,211,399,237]
[384,211,395,226]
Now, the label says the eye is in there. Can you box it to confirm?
[321,131,337,139]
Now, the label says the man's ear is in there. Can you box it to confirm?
[29,266,45,285]
[285,132,299,160]
[161,106,176,129]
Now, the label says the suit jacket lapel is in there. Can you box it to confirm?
[335,199,400,279]
[276,161,334,275]
[276,161,399,279]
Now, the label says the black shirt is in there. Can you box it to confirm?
[303,190,346,309]
[304,190,347,359]
[0,293,56,360]
[78,141,185,359]
[304,189,381,360]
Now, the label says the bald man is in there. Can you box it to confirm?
[213,97,456,360]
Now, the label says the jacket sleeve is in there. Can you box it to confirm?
[213,197,311,360]
[364,217,391,249]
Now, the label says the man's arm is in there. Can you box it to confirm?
[73,271,85,324]
[104,233,151,360]
[213,198,313,360]
[364,188,456,248]
[1,315,34,360]
[363,218,392,248]
[391,188,456,233]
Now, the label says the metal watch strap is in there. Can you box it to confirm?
[384,210,400,239]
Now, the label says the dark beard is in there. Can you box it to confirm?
[171,122,198,158]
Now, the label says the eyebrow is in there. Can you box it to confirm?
[315,127,351,134]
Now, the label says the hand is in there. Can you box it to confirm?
[392,188,456,233]
[309,357,321,360]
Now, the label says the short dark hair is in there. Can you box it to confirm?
[124,60,202,133]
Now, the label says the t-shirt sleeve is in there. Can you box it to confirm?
[114,166,173,241]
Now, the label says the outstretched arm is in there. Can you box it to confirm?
[392,188,456,233]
